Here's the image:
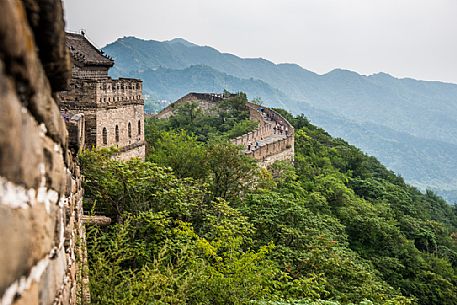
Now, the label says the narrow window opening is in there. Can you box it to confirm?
[102,127,108,145]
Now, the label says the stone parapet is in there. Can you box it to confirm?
[94,78,143,107]
[233,102,295,165]
[155,92,295,166]
[60,78,143,109]
[0,1,89,304]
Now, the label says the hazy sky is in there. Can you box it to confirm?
[63,0,457,84]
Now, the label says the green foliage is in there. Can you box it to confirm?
[87,211,282,305]
[154,93,258,141]
[147,130,208,179]
[79,149,205,222]
[82,105,457,305]
[206,139,258,201]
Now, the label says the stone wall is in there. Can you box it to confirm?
[0,1,89,304]
[156,92,224,119]
[233,103,295,166]
[156,93,295,166]
[95,104,145,160]
[95,78,143,105]
[59,79,145,159]
[115,144,147,161]
[249,136,295,166]
[232,104,274,147]
[72,65,109,80]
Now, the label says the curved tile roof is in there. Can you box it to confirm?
[66,32,114,67]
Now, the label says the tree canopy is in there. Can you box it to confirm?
[80,101,457,305]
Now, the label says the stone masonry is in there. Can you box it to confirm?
[59,33,145,160]
[157,93,295,166]
[234,102,295,166]
[156,92,234,119]
[0,1,89,305]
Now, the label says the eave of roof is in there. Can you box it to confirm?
[66,32,114,67]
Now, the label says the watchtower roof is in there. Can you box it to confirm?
[66,32,114,67]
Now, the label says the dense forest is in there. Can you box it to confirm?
[80,94,457,305]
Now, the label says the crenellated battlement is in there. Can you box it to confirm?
[58,33,146,160]
[233,102,294,166]
[60,78,143,109]
[157,93,295,166]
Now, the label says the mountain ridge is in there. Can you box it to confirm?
[102,36,457,203]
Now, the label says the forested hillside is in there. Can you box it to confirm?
[102,37,457,203]
[80,96,457,305]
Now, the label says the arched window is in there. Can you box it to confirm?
[102,127,107,145]
[138,120,141,135]
[128,122,132,138]
[115,125,119,142]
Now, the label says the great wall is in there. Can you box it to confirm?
[156,93,295,166]
[0,2,294,305]
[0,1,89,304]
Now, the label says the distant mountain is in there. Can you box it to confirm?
[103,37,457,203]
[118,64,290,109]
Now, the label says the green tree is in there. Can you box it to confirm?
[206,140,258,201]
[147,130,208,180]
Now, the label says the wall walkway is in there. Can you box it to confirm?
[232,102,294,166]
[157,94,295,166]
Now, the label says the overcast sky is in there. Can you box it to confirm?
[63,0,457,84]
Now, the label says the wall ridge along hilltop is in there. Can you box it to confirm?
[155,93,295,166]
[233,101,294,166]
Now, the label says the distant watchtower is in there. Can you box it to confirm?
[59,32,145,160]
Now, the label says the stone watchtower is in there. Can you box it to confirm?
[59,32,145,160]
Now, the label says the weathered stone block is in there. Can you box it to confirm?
[38,247,66,305]
[12,281,39,305]
[42,135,66,193]
[0,0,68,147]
[0,205,33,295]
[23,0,71,91]
[31,202,57,260]
[0,75,26,182]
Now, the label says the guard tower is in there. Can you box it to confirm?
[59,32,145,160]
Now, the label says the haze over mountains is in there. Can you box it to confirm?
[103,36,457,203]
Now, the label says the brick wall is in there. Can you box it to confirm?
[95,78,143,104]
[72,65,109,80]
[95,105,146,160]
[232,103,295,165]
[0,1,89,304]
[59,72,145,159]
[156,93,295,166]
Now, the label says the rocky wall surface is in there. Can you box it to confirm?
[0,1,89,304]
